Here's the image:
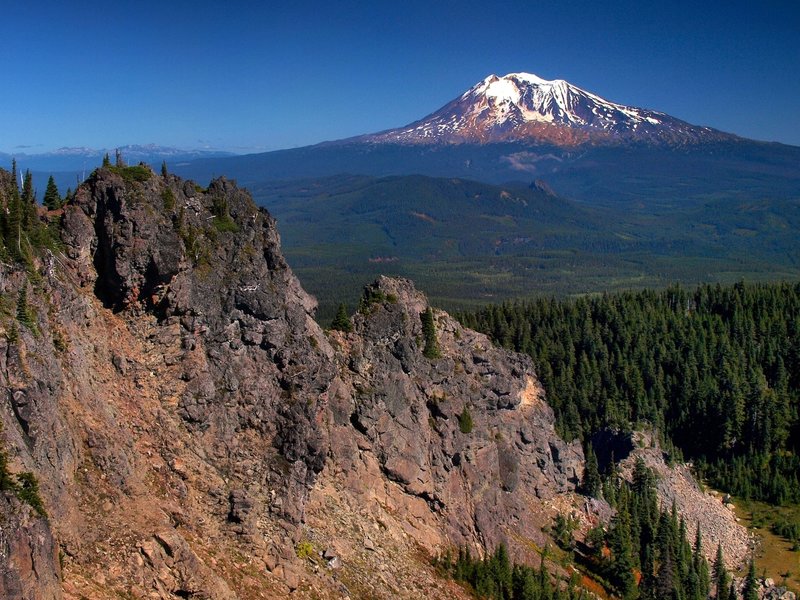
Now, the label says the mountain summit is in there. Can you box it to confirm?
[359,72,736,146]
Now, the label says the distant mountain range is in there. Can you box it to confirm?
[0,144,237,199]
[0,144,235,173]
[173,72,800,208]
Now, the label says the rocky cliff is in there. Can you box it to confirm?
[0,165,586,598]
[0,164,753,598]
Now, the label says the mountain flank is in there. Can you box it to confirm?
[0,165,770,598]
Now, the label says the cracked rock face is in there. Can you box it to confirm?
[325,276,584,556]
[0,166,589,598]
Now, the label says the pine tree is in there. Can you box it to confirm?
[21,170,36,231]
[655,544,675,600]
[161,160,168,178]
[608,510,636,599]
[582,442,602,497]
[713,544,729,600]
[11,158,18,191]
[742,559,758,600]
[421,306,441,359]
[330,303,353,332]
[43,175,61,210]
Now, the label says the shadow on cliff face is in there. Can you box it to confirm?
[590,428,635,473]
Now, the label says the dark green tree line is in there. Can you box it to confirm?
[459,281,800,504]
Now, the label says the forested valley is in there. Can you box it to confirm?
[459,281,800,505]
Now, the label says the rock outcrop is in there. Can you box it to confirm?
[0,164,753,598]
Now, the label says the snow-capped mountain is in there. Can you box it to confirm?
[359,72,736,146]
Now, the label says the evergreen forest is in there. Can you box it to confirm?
[438,459,755,600]
[458,282,800,505]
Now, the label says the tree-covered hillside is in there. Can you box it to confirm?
[459,281,800,504]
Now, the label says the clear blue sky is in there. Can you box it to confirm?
[2,0,798,153]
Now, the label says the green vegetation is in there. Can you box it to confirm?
[330,303,353,332]
[210,194,239,233]
[460,281,800,506]
[15,286,39,335]
[42,175,62,210]
[458,406,473,434]
[295,540,315,560]
[251,174,800,321]
[439,463,711,600]
[0,426,47,517]
[357,285,397,313]
[107,164,152,183]
[0,437,14,492]
[552,513,578,551]
[581,443,601,498]
[436,544,578,600]
[735,498,800,591]
[0,166,62,267]
[161,187,176,212]
[584,459,711,600]
[14,472,47,517]
[421,306,441,359]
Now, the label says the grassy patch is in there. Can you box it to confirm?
[734,498,800,592]
[108,165,151,183]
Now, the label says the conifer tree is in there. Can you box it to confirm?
[608,510,636,598]
[742,559,759,600]
[43,175,61,210]
[582,442,602,497]
[655,544,675,600]
[713,544,729,600]
[330,303,353,332]
[21,170,36,231]
[11,158,18,191]
[421,306,441,359]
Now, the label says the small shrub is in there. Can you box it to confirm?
[296,541,315,560]
[458,407,473,434]
[15,472,47,517]
[16,287,38,335]
[358,287,389,312]
[161,188,176,212]
[0,446,14,492]
[552,512,578,550]
[212,215,239,233]
[108,164,151,183]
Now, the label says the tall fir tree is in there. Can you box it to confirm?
[43,175,61,210]
[421,306,441,359]
[742,559,759,600]
[713,544,729,600]
[330,303,353,333]
[582,442,602,497]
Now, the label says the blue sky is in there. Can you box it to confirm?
[2,0,798,153]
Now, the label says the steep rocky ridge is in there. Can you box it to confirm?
[0,165,753,598]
